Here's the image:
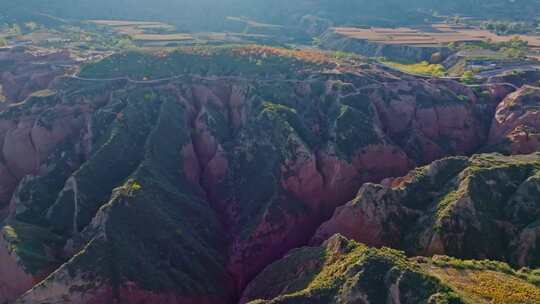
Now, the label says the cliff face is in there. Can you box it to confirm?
[0,46,537,303]
[488,85,540,154]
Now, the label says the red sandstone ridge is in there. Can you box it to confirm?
[217,75,498,289]
[488,85,540,154]
[313,153,540,268]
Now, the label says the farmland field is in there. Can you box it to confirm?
[333,23,540,48]
[88,19,275,46]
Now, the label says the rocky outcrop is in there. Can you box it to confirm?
[488,85,540,154]
[314,153,540,267]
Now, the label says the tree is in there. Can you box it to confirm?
[508,36,528,49]
[0,37,6,47]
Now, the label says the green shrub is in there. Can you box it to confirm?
[460,71,476,84]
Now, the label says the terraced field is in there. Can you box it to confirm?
[333,23,540,48]
[88,19,277,47]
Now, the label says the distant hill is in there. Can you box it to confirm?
[2,0,539,30]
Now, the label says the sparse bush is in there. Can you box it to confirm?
[460,71,475,84]
[457,94,468,102]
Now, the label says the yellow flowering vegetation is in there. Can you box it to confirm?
[380,59,447,77]
[427,265,540,304]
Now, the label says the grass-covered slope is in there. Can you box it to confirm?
[3,0,538,32]
[78,46,347,80]
[242,234,540,304]
[427,256,540,304]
